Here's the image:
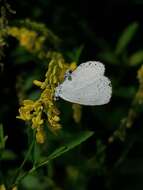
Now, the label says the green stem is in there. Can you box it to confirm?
[114,136,136,169]
[11,132,35,186]
[12,146,73,186]
[10,131,94,188]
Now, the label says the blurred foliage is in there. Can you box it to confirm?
[1,0,143,190]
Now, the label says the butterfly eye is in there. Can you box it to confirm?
[68,75,72,81]
[64,70,72,80]
[69,70,72,74]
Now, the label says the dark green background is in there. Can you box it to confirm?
[1,0,143,189]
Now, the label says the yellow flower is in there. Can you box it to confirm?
[69,62,77,71]
[0,185,6,190]
[35,36,45,51]
[137,65,143,83]
[8,23,79,143]
[41,88,53,101]
[36,127,45,144]
[72,104,82,123]
[8,27,45,53]
[33,80,43,88]
[12,187,18,190]
[0,185,18,190]
[20,29,37,51]
[17,42,78,142]
[17,100,34,120]
[32,113,43,129]
[136,65,143,104]
[52,115,60,122]
[7,27,19,37]
[23,100,35,106]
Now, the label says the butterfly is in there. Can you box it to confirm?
[55,61,112,106]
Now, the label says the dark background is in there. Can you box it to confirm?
[1,0,143,189]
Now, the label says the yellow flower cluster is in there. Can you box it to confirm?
[18,52,77,143]
[136,65,143,104]
[137,65,143,84]
[7,22,82,143]
[7,27,45,53]
[0,185,5,190]
[72,104,82,123]
[0,184,17,190]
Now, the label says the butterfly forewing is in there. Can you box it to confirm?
[63,61,105,90]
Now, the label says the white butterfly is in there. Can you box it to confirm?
[55,61,112,106]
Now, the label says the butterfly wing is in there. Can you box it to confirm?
[70,61,105,89]
[60,61,105,91]
[59,76,112,105]
[73,61,105,79]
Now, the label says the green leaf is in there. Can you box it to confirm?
[67,45,84,63]
[98,51,119,64]
[23,75,36,91]
[114,86,136,99]
[129,50,143,66]
[1,150,17,160]
[14,131,94,185]
[22,175,42,189]
[32,142,41,166]
[115,22,139,55]
[35,131,94,168]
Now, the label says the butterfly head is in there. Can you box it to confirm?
[64,70,72,81]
